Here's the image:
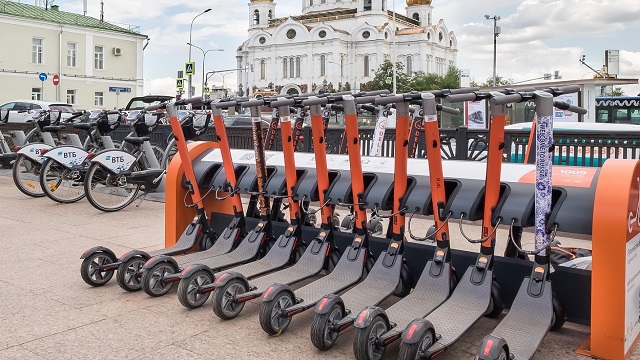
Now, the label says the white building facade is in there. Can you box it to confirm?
[0,0,147,109]
[236,0,457,96]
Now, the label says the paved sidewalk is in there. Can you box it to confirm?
[0,173,634,359]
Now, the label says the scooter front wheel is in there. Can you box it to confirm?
[398,330,435,360]
[80,252,116,287]
[116,256,146,292]
[141,262,176,297]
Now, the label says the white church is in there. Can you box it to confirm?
[235,0,457,96]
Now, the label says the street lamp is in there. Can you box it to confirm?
[188,8,212,97]
[484,14,501,87]
[187,42,224,96]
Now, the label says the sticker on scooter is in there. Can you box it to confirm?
[91,151,137,174]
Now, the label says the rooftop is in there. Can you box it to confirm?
[0,0,145,36]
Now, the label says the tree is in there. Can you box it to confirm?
[605,86,626,96]
[361,59,411,92]
[471,75,513,88]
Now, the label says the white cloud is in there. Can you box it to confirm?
[144,77,179,96]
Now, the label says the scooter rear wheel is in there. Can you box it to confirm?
[260,291,294,336]
[398,330,435,360]
[353,315,389,360]
[80,252,115,287]
[116,256,146,292]
[178,270,214,309]
[141,263,176,297]
[310,303,343,350]
[212,278,247,319]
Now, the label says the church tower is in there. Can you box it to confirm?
[249,0,276,30]
[405,0,433,26]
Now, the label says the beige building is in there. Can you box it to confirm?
[0,0,147,109]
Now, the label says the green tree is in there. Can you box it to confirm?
[473,75,513,88]
[605,86,626,96]
[408,71,442,91]
[361,59,411,92]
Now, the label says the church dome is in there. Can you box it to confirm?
[406,0,432,6]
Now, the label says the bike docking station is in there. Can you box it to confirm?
[156,90,640,360]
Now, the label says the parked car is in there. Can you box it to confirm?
[125,95,174,111]
[0,100,76,123]
[224,114,271,128]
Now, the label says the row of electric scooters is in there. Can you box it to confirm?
[4,107,210,212]
[80,86,586,360]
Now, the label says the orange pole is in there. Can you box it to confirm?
[481,114,506,249]
[212,114,244,213]
[392,104,410,236]
[344,107,368,233]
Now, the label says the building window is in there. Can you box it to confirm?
[296,57,301,78]
[31,88,42,101]
[260,60,266,80]
[286,29,296,39]
[310,0,313,5]
[283,58,288,78]
[340,57,344,77]
[67,42,77,67]
[259,37,266,44]
[439,32,443,42]
[364,55,369,77]
[428,13,432,25]
[406,56,413,75]
[427,32,431,40]
[364,0,372,10]
[321,0,326,3]
[268,10,273,20]
[320,55,326,76]
[412,13,419,21]
[362,31,370,39]
[436,57,445,76]
[382,0,386,10]
[94,46,104,70]
[253,10,260,25]
[289,57,294,78]
[318,30,326,38]
[32,38,43,64]
[66,89,77,105]
[95,92,104,106]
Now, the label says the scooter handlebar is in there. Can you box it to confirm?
[270,98,296,107]
[354,95,381,104]
[359,104,378,113]
[444,93,479,103]
[355,89,391,97]
[489,93,524,106]
[436,104,461,115]
[431,87,480,97]
[543,85,581,96]
[145,103,165,112]
[554,100,587,115]
[374,94,405,105]
[302,97,329,106]
[241,99,265,108]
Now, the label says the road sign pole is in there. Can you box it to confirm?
[41,80,44,101]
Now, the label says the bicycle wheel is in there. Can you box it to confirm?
[84,162,140,212]
[12,154,45,197]
[40,158,85,203]
[160,143,174,169]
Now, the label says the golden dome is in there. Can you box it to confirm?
[406,0,432,6]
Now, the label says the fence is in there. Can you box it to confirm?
[5,122,640,167]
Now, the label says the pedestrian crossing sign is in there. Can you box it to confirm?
[176,78,185,89]
[185,62,195,76]
[385,77,392,84]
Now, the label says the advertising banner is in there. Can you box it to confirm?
[554,93,579,122]
[465,100,486,129]
[370,108,392,156]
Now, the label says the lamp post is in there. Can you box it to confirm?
[188,8,211,97]
[392,0,397,94]
[484,14,501,87]
[187,43,224,96]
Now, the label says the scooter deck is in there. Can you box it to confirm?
[425,267,493,349]
[239,242,330,297]
[178,229,264,270]
[382,261,451,331]
[286,247,366,309]
[339,252,402,318]
[488,279,553,360]
[146,226,212,258]
[213,232,298,280]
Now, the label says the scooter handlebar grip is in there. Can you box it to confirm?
[330,104,345,111]
[354,95,379,104]
[359,104,378,113]
[270,98,296,107]
[445,93,477,103]
[490,93,523,105]
[212,100,238,109]
[554,101,587,115]
[241,99,265,108]
[556,85,581,94]
[358,89,391,97]
[436,105,461,115]
[144,103,164,112]
[302,97,329,106]
[375,94,404,105]
[184,96,203,105]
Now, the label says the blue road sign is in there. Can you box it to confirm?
[39,73,48,81]
[108,87,131,93]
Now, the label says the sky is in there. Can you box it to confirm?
[51,0,639,96]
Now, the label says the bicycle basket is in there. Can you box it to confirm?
[133,112,160,136]
[36,111,52,130]
[97,113,121,134]
[183,112,211,140]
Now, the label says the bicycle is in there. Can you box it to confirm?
[82,109,211,212]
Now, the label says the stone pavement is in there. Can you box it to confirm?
[0,171,635,359]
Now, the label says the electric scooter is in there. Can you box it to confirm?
[79,98,215,290]
[140,97,278,297]
[397,89,514,359]
[351,90,468,360]
[476,86,586,360]
[258,90,389,336]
